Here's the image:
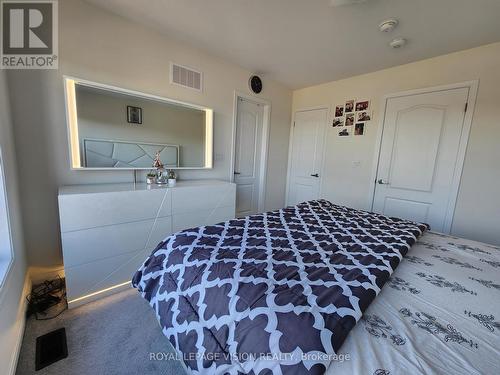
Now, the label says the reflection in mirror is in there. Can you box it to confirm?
[64,78,213,169]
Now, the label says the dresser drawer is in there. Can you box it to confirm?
[59,188,172,232]
[171,183,236,214]
[65,247,152,304]
[61,216,172,267]
[172,205,235,232]
[58,180,236,307]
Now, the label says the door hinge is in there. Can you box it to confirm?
[293,122,295,127]
[464,103,468,113]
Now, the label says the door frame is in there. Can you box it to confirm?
[230,91,271,213]
[368,80,479,233]
[285,106,330,206]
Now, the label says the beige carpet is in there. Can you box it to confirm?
[15,288,188,375]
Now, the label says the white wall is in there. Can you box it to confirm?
[0,71,29,375]
[6,0,292,274]
[292,42,500,246]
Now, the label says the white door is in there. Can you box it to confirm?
[234,98,265,217]
[287,109,327,206]
[373,87,469,232]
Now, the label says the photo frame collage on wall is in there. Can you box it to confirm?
[332,99,372,137]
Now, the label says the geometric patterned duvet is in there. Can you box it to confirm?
[132,200,428,374]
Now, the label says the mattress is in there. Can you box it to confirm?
[327,231,500,375]
[132,200,428,374]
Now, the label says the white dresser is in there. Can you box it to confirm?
[58,180,236,308]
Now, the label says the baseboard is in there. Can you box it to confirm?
[7,272,32,375]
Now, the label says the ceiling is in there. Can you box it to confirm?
[83,0,500,89]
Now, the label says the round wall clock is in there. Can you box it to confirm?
[249,75,263,94]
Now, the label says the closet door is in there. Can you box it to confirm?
[373,87,469,232]
[287,108,327,206]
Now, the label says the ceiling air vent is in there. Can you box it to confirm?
[170,63,203,92]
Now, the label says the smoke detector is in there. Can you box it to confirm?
[389,38,407,49]
[330,0,369,7]
[379,18,398,33]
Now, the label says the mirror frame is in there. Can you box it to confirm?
[63,76,213,170]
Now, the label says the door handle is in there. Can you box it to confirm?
[377,179,389,185]
[234,171,241,175]
[310,173,319,178]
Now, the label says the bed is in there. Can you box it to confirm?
[326,230,500,374]
[132,200,500,374]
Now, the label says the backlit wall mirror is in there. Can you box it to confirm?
[64,77,213,170]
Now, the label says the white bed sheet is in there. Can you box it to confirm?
[327,231,500,375]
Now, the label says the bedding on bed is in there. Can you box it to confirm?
[132,199,428,374]
[328,231,500,375]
